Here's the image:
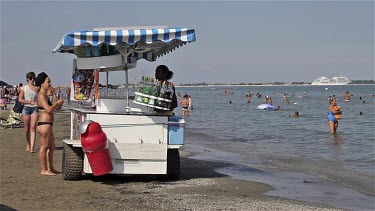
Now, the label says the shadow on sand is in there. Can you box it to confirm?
[85,157,231,186]
[0,204,17,211]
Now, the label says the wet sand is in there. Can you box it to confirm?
[0,107,342,210]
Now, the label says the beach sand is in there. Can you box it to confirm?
[0,107,342,211]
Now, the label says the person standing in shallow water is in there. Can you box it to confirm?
[180,94,190,117]
[344,91,350,101]
[35,72,64,176]
[187,95,193,111]
[246,94,251,103]
[328,98,341,134]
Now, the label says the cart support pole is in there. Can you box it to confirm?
[106,71,109,97]
[125,69,129,112]
[122,47,130,113]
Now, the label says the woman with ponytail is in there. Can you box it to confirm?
[35,72,64,176]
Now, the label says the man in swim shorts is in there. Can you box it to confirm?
[180,94,190,117]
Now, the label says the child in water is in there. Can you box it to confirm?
[334,105,341,120]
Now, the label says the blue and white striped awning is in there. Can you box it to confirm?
[53,27,196,62]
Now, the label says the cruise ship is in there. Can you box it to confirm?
[311,76,351,85]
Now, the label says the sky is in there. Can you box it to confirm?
[1,1,374,86]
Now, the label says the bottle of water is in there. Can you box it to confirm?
[165,82,172,100]
[159,81,166,98]
[143,77,153,95]
[91,99,96,109]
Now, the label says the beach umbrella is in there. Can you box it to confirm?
[53,26,196,108]
[53,27,197,90]
[0,81,8,87]
[53,26,196,63]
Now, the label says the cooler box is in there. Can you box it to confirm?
[168,116,185,145]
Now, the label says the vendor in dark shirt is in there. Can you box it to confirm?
[155,65,178,113]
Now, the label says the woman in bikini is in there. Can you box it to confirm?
[35,72,64,176]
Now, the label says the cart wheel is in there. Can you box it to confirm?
[166,149,180,180]
[62,143,83,180]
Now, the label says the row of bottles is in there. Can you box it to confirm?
[134,76,174,110]
[76,44,117,58]
[134,95,171,109]
[137,76,156,95]
[98,89,127,99]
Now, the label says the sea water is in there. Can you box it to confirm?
[174,85,374,210]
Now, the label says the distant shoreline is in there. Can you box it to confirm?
[174,84,375,88]
[51,84,373,89]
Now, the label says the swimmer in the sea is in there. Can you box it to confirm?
[292,111,300,117]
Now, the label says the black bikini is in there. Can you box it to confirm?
[38,97,53,111]
[37,94,54,127]
[37,122,53,126]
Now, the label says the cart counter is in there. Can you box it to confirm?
[69,107,184,146]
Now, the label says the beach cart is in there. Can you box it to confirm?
[53,26,196,180]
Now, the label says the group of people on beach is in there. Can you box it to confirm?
[7,67,367,178]
[6,65,189,176]
[0,83,24,110]
[15,72,63,176]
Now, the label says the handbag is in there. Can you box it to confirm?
[13,101,24,113]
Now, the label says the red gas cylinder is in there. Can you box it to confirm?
[80,121,113,176]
